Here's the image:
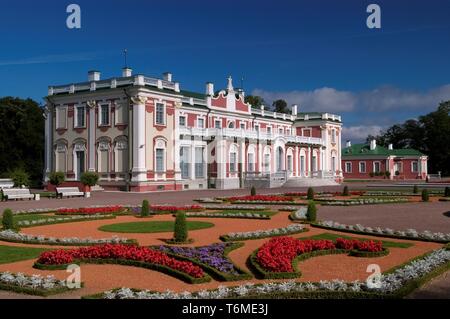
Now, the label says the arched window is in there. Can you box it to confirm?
[229,144,238,173]
[277,147,284,172]
[114,137,128,173]
[263,146,271,173]
[154,138,167,173]
[228,121,235,129]
[247,145,256,172]
[97,139,110,173]
[286,148,293,172]
[54,141,67,172]
[73,140,87,180]
[299,149,306,176]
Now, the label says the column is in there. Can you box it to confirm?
[87,100,97,172]
[239,139,245,175]
[216,137,226,180]
[43,105,52,181]
[307,146,312,177]
[131,96,148,182]
[294,146,299,177]
[190,145,195,180]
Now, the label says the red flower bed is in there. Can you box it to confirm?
[37,244,204,278]
[285,191,365,197]
[228,195,294,202]
[56,206,124,215]
[150,205,203,212]
[256,237,383,273]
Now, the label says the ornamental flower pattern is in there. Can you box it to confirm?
[0,272,68,290]
[224,224,305,241]
[57,206,124,215]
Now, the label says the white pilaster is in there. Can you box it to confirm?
[216,138,226,180]
[190,145,195,180]
[294,146,299,177]
[131,95,148,182]
[87,100,96,172]
[307,146,312,177]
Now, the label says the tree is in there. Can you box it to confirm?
[306,201,317,222]
[272,99,289,114]
[80,172,99,191]
[421,189,429,202]
[9,168,30,187]
[173,211,188,242]
[0,97,44,187]
[250,186,256,196]
[245,95,265,109]
[2,209,15,230]
[49,172,65,187]
[307,187,315,200]
[141,200,150,217]
[342,185,349,196]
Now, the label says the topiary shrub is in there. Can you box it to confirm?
[421,189,429,202]
[2,209,15,230]
[141,200,150,217]
[307,187,315,200]
[10,168,30,188]
[49,172,65,187]
[250,186,256,196]
[342,186,349,196]
[445,187,450,197]
[306,201,317,222]
[80,172,99,191]
[384,171,391,178]
[413,185,419,194]
[174,211,188,242]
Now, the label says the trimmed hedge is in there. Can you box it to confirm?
[17,215,116,228]
[0,282,79,297]
[33,258,211,284]
[349,248,390,258]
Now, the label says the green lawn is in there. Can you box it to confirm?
[98,221,215,233]
[215,210,277,216]
[0,245,47,264]
[13,214,53,223]
[298,232,413,248]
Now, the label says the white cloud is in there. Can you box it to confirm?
[342,125,384,143]
[252,87,356,112]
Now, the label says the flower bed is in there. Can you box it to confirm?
[16,214,116,228]
[364,191,443,197]
[251,236,386,279]
[288,207,308,221]
[0,271,76,296]
[0,229,135,246]
[130,205,203,215]
[220,224,307,242]
[194,198,224,204]
[185,212,270,220]
[155,243,251,281]
[89,248,450,299]
[317,198,409,206]
[228,195,294,202]
[34,244,209,284]
[203,205,267,211]
[285,191,365,197]
[56,206,125,216]
[315,220,450,243]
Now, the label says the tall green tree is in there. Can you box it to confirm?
[272,99,289,114]
[244,95,265,109]
[0,97,44,187]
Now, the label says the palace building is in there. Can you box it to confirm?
[341,140,428,180]
[44,68,343,192]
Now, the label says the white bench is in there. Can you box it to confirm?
[56,187,84,198]
[2,188,35,201]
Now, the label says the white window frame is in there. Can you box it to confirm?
[229,152,237,173]
[359,161,366,173]
[155,148,165,173]
[74,104,86,128]
[214,119,222,129]
[179,115,186,127]
[114,101,127,125]
[197,117,205,128]
[411,161,419,173]
[227,120,235,128]
[302,128,312,137]
[254,124,260,132]
[266,126,272,134]
[56,106,68,129]
[279,127,284,135]
[240,122,246,129]
[155,102,166,126]
[373,161,381,173]
[345,162,352,173]
[99,103,111,126]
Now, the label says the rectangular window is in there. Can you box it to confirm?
[115,102,127,124]
[180,147,189,179]
[264,154,270,173]
[75,106,85,128]
[240,123,246,129]
[195,147,204,178]
[214,120,221,129]
[254,124,260,132]
[287,155,293,172]
[100,104,110,126]
[412,161,419,173]
[57,107,67,129]
[300,156,305,174]
[230,152,237,172]
[155,148,164,172]
[248,153,254,172]
[179,116,186,127]
[279,128,283,135]
[267,126,271,134]
[373,162,381,173]
[198,118,205,128]
[155,103,165,125]
[345,162,352,173]
[359,162,366,173]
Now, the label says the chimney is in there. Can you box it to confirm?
[370,139,377,150]
[88,70,100,82]
[291,104,298,116]
[346,140,351,148]
[163,72,172,82]
[122,67,132,77]
[206,82,214,96]
[388,143,393,150]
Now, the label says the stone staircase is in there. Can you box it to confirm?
[282,177,339,188]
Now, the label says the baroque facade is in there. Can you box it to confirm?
[44,68,343,192]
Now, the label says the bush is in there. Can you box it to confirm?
[384,171,391,178]
[141,200,150,217]
[174,211,188,242]
[422,189,429,202]
[250,186,256,196]
[49,172,65,186]
[2,209,15,230]
[10,168,30,187]
[445,187,450,197]
[80,172,99,187]
[306,201,317,222]
[413,185,419,194]
[342,186,349,196]
[307,187,315,200]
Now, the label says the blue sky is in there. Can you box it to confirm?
[1,0,450,142]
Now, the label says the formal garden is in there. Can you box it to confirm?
[0,186,449,298]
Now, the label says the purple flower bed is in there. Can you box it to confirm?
[156,243,239,275]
